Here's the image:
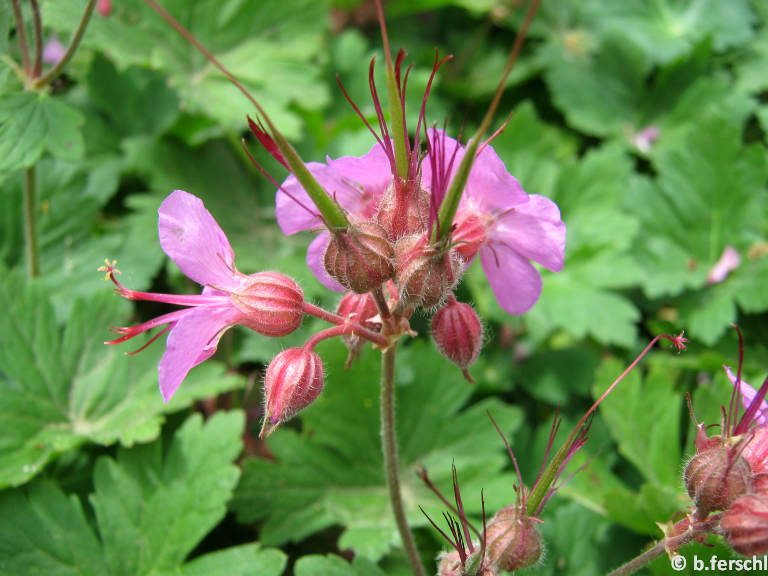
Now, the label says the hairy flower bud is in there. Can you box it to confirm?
[337,292,379,364]
[261,347,324,438]
[485,505,542,572]
[232,271,304,337]
[721,493,768,556]
[377,178,431,240]
[394,234,462,309]
[324,222,394,293]
[432,297,483,382]
[684,445,753,514]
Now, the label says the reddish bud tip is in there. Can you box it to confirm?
[432,297,483,382]
[261,347,324,438]
[377,178,431,240]
[485,505,543,572]
[324,222,394,293]
[684,444,753,514]
[97,0,112,17]
[721,493,768,556]
[394,234,462,309]
[232,271,304,337]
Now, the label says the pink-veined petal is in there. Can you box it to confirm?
[307,231,345,291]
[480,243,543,315]
[725,366,768,426]
[158,190,238,288]
[329,143,392,211]
[490,194,565,272]
[276,162,328,234]
[158,305,242,402]
[465,142,528,213]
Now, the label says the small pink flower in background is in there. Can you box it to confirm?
[707,245,741,284]
[102,190,304,402]
[275,143,392,290]
[424,130,565,315]
[632,125,660,153]
[42,36,65,66]
[97,0,112,17]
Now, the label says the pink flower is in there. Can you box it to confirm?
[104,190,304,402]
[42,36,65,66]
[97,0,112,17]
[425,131,565,315]
[725,366,768,475]
[275,143,392,290]
[707,246,741,284]
[725,366,768,427]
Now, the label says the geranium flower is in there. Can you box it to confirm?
[424,130,566,315]
[103,190,304,401]
[275,143,392,290]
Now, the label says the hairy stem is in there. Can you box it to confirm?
[23,166,39,278]
[32,0,97,89]
[381,344,426,576]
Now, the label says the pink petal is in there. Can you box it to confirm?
[43,37,66,65]
[725,366,768,426]
[276,162,328,235]
[306,231,345,291]
[465,142,529,213]
[158,305,242,402]
[421,129,466,199]
[328,143,392,211]
[490,195,566,272]
[480,243,543,315]
[707,246,741,284]
[158,190,238,288]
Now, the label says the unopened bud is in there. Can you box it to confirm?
[337,292,379,362]
[261,347,324,437]
[377,178,431,240]
[485,505,542,572]
[684,445,753,514]
[452,211,488,262]
[324,222,394,293]
[432,297,483,382]
[721,493,768,556]
[395,234,462,309]
[232,271,304,337]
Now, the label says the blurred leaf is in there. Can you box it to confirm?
[588,0,755,64]
[0,266,244,488]
[0,412,287,576]
[0,92,83,172]
[233,340,523,561]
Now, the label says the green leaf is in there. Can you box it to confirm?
[592,358,683,487]
[89,412,244,574]
[0,266,244,488]
[295,555,357,576]
[233,340,523,561]
[0,92,84,172]
[44,0,331,141]
[0,412,286,576]
[588,0,756,64]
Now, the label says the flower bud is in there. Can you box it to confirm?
[233,271,304,337]
[452,211,488,262]
[337,292,379,364]
[485,505,542,572]
[684,445,753,514]
[324,222,394,293]
[437,549,489,576]
[377,178,431,240]
[721,493,768,556]
[261,347,324,438]
[394,234,462,309]
[432,297,483,382]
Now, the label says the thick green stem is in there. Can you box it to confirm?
[381,344,426,576]
[23,166,39,278]
[33,0,96,89]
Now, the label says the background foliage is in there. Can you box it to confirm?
[1,0,767,574]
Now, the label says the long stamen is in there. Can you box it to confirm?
[106,309,189,345]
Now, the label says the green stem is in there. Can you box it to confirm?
[381,344,426,576]
[11,0,31,77]
[32,0,97,89]
[23,166,39,278]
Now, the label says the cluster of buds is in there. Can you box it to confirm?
[682,329,768,556]
[101,190,387,435]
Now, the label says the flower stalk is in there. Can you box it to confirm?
[23,166,38,278]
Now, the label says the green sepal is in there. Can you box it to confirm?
[385,61,409,181]
[436,136,480,241]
